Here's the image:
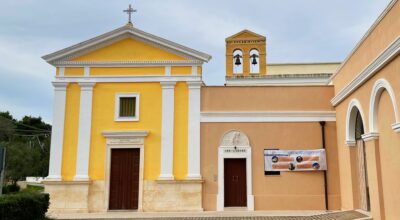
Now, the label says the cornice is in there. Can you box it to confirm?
[102,130,149,138]
[331,37,400,106]
[200,111,336,122]
[54,75,202,83]
[392,122,400,133]
[54,60,203,67]
[361,132,379,142]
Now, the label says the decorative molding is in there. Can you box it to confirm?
[59,67,65,76]
[217,130,254,211]
[369,79,399,133]
[346,99,366,145]
[103,133,146,211]
[392,122,400,133]
[345,140,356,147]
[191,65,198,76]
[53,60,203,67]
[330,0,399,81]
[160,81,177,88]
[52,82,69,90]
[54,75,202,83]
[165,66,171,76]
[114,93,140,122]
[42,25,211,64]
[362,132,379,142]
[331,37,400,106]
[226,73,332,86]
[201,111,336,123]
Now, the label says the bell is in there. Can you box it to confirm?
[251,55,258,65]
[234,55,241,65]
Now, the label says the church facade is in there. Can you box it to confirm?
[42,1,400,220]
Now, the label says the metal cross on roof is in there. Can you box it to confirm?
[123,4,137,24]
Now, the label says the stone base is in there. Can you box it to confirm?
[44,179,203,213]
[143,180,203,212]
[44,180,91,213]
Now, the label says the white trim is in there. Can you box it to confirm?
[102,130,148,212]
[54,75,201,83]
[330,0,398,81]
[114,93,140,122]
[369,79,399,133]
[331,37,400,106]
[361,132,379,142]
[187,81,202,180]
[191,65,198,76]
[165,66,171,76]
[53,60,203,67]
[74,82,95,181]
[345,99,366,146]
[346,140,357,147]
[42,25,211,63]
[392,122,400,133]
[226,76,331,86]
[201,111,336,123]
[46,82,68,181]
[84,66,90,77]
[159,81,176,180]
[58,67,65,77]
[217,130,254,211]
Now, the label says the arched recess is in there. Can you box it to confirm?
[249,49,260,74]
[369,79,399,133]
[233,49,243,74]
[346,99,367,146]
[217,130,254,211]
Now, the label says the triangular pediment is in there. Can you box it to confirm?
[43,24,211,65]
[226,29,266,42]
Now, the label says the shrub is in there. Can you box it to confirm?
[0,192,49,220]
[21,184,44,193]
[2,184,20,194]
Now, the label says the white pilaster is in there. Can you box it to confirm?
[74,82,96,181]
[191,65,198,76]
[187,81,202,180]
[158,81,176,180]
[46,82,68,181]
[84,66,90,77]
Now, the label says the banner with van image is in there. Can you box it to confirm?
[264,149,327,172]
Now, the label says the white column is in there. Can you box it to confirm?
[74,82,95,181]
[158,81,176,180]
[187,81,202,180]
[46,82,68,181]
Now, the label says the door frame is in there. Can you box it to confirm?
[217,130,254,211]
[102,131,148,212]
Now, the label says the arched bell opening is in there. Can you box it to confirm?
[233,49,243,74]
[249,49,260,74]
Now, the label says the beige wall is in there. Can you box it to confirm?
[200,122,340,211]
[332,1,400,94]
[267,63,340,75]
[201,85,340,210]
[202,86,335,112]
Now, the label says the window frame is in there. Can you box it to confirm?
[115,93,140,122]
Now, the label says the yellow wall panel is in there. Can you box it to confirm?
[64,67,84,76]
[88,82,162,180]
[61,83,80,180]
[90,67,164,76]
[71,38,187,61]
[171,66,192,75]
[173,82,188,179]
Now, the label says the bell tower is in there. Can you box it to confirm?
[225,30,266,77]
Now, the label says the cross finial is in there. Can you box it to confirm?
[123,4,137,24]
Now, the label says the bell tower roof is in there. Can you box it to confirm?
[225,29,266,42]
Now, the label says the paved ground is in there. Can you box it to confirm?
[55,210,369,220]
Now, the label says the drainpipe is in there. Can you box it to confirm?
[319,121,329,210]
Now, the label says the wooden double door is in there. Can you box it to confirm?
[224,158,247,207]
[109,148,140,210]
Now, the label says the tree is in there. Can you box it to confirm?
[0,112,51,184]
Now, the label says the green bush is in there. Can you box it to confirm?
[21,184,44,193]
[2,184,20,194]
[0,192,49,220]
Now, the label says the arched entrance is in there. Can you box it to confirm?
[217,130,254,211]
[346,99,370,211]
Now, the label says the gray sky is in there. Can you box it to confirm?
[0,0,391,123]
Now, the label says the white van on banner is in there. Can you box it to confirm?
[264,149,327,172]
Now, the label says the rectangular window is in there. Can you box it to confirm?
[115,93,139,121]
